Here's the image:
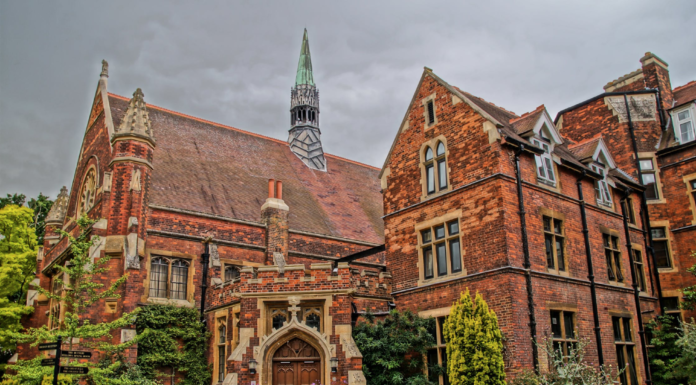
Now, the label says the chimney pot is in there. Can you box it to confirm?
[276,181,283,200]
[268,179,275,199]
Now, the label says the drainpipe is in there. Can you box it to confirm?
[623,94,664,312]
[200,241,210,328]
[576,170,604,366]
[620,189,652,384]
[514,145,539,372]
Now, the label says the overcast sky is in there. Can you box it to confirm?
[1,1,694,200]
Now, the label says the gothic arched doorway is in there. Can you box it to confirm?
[272,338,321,385]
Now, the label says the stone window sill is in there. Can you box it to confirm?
[147,297,194,308]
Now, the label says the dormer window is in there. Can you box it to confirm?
[531,138,556,186]
[673,106,695,144]
[422,141,448,196]
[591,164,613,206]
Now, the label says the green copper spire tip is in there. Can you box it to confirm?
[295,28,315,86]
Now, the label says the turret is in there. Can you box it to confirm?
[288,29,327,171]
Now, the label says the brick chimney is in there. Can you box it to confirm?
[261,179,289,265]
[640,52,673,110]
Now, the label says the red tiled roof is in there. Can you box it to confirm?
[673,80,696,109]
[568,137,601,162]
[108,94,384,244]
[510,106,545,135]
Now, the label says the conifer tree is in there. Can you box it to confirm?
[5,215,154,385]
[444,289,505,385]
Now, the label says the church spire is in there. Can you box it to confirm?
[288,29,326,171]
[295,29,315,86]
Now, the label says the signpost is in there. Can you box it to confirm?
[37,336,90,384]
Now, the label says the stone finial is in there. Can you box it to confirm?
[45,186,69,225]
[100,60,109,78]
[113,88,155,145]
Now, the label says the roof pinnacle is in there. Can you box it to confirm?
[295,29,315,86]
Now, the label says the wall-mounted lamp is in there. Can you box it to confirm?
[330,357,338,373]
[249,359,257,374]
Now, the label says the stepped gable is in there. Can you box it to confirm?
[673,80,696,109]
[108,94,384,244]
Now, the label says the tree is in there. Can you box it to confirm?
[0,205,37,351]
[668,319,696,384]
[680,251,696,311]
[443,290,505,385]
[0,195,26,210]
[645,314,689,385]
[4,214,152,385]
[27,194,53,245]
[353,310,438,385]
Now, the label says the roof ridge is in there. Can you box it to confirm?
[107,93,379,171]
[567,136,602,149]
[509,105,545,124]
[673,80,696,92]
[456,88,518,117]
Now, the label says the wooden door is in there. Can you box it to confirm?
[272,338,321,385]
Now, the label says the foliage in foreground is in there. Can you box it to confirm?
[4,215,149,385]
[444,289,505,385]
[0,205,37,352]
[134,305,211,385]
[353,310,438,385]
[510,337,622,385]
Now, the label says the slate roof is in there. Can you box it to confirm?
[108,94,384,244]
[672,80,696,109]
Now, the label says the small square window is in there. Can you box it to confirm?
[434,225,446,240]
[422,229,432,244]
[447,221,459,235]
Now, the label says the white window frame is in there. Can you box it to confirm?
[672,104,696,144]
[531,138,556,186]
[591,164,613,206]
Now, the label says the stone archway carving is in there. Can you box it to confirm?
[254,313,335,385]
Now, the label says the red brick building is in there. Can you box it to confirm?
[18,28,693,385]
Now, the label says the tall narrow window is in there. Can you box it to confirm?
[427,316,449,385]
[425,148,435,194]
[423,142,449,196]
[149,257,168,298]
[603,234,623,283]
[436,142,447,190]
[550,310,577,359]
[632,249,647,292]
[674,108,695,143]
[591,165,613,206]
[613,317,639,385]
[543,216,566,272]
[639,159,659,200]
[217,321,227,382]
[420,219,463,281]
[651,227,672,269]
[427,100,435,125]
[170,260,189,300]
[690,180,696,219]
[624,198,637,225]
[531,139,556,185]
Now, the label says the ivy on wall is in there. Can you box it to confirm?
[135,305,211,385]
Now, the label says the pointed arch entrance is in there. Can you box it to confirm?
[272,338,321,385]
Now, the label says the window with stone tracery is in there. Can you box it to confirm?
[267,303,323,334]
[48,276,64,330]
[78,168,97,216]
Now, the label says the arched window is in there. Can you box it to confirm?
[78,168,97,216]
[423,141,448,195]
[219,325,227,344]
[271,309,288,331]
[303,307,322,331]
[148,257,190,301]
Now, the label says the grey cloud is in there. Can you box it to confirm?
[1,0,694,200]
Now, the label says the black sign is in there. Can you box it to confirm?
[41,358,57,366]
[38,342,58,351]
[62,351,92,359]
[60,366,89,375]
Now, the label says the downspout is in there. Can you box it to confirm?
[200,241,210,328]
[576,171,604,366]
[514,145,539,371]
[623,94,664,312]
[620,189,652,385]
